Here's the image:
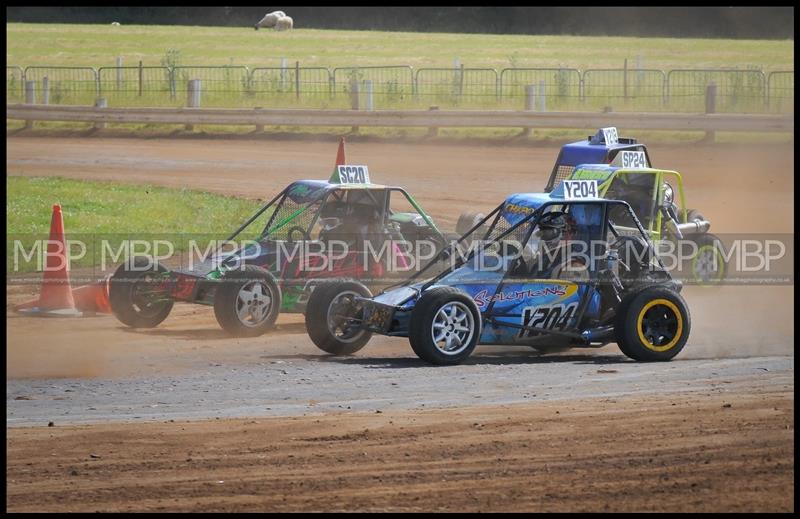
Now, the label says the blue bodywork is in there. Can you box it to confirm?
[545,129,650,191]
[362,192,613,346]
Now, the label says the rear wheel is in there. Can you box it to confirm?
[455,210,485,237]
[305,281,373,355]
[409,287,481,365]
[615,286,690,361]
[684,209,706,223]
[213,265,281,337]
[109,257,174,328]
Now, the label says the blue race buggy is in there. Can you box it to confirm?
[456,128,725,285]
[305,187,691,365]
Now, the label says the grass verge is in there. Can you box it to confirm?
[7,176,265,274]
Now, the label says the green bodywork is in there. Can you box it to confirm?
[568,166,689,239]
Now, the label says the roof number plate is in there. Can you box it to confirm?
[563,179,599,200]
[601,127,619,145]
[613,150,649,169]
[337,165,370,184]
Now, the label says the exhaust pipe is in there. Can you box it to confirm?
[666,218,711,239]
[677,219,711,236]
[581,325,615,343]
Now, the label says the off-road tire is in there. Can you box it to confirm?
[305,281,373,355]
[409,286,481,365]
[213,265,281,337]
[109,257,174,328]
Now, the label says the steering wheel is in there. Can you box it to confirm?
[610,235,650,275]
[286,226,310,242]
[538,211,568,226]
[502,241,529,277]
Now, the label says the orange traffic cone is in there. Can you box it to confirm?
[71,275,112,314]
[335,136,346,167]
[328,137,347,182]
[17,204,82,317]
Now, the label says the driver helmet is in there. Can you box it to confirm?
[536,214,566,245]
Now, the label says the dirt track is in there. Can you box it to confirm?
[6,389,794,512]
[6,135,795,511]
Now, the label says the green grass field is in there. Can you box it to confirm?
[6,23,793,70]
[6,23,794,139]
[7,176,265,272]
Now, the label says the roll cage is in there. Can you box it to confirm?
[380,199,667,338]
[221,182,443,245]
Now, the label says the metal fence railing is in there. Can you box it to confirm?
[23,66,98,105]
[499,68,582,110]
[332,66,414,109]
[7,64,794,115]
[581,69,667,110]
[98,66,174,107]
[414,68,499,107]
[667,69,767,113]
[250,67,333,108]
[171,66,251,107]
[6,66,24,103]
[767,71,794,113]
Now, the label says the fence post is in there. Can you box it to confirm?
[522,85,536,137]
[94,98,107,130]
[350,78,360,133]
[280,57,287,91]
[24,80,36,129]
[186,79,201,131]
[295,61,300,100]
[538,79,546,112]
[704,82,717,142]
[458,63,465,98]
[42,76,50,105]
[705,83,717,114]
[254,107,264,133]
[116,56,123,89]
[525,85,536,111]
[364,80,374,111]
[427,105,439,138]
[623,58,628,102]
[138,60,143,97]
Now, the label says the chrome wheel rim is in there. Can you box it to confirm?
[327,291,366,343]
[693,246,722,282]
[431,301,475,355]
[236,280,274,327]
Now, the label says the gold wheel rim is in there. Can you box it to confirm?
[636,298,683,352]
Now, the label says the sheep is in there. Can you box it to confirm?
[111,21,120,26]
[254,10,285,30]
[275,16,293,31]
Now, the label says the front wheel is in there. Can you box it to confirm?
[409,287,481,365]
[213,265,281,337]
[305,281,373,355]
[615,285,690,362]
[688,233,727,285]
[109,257,174,328]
